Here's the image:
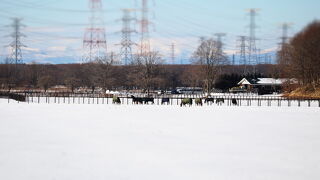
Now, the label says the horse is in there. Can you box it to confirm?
[161,98,170,105]
[204,97,214,104]
[195,98,203,106]
[8,93,26,102]
[180,98,193,107]
[112,96,121,104]
[216,98,225,105]
[232,98,238,106]
[131,95,143,104]
[142,97,154,104]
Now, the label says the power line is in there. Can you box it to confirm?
[1,0,118,13]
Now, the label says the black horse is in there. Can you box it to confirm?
[131,95,143,104]
[161,98,170,105]
[232,98,238,106]
[143,97,154,104]
[216,98,225,105]
[204,97,214,104]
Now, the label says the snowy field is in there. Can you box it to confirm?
[1,99,320,180]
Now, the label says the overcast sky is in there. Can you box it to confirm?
[0,0,319,64]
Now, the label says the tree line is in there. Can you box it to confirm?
[0,62,277,93]
[278,21,320,91]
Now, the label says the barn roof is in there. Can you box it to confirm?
[238,78,289,86]
[256,78,287,85]
[238,78,253,85]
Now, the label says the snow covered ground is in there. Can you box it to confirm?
[1,99,320,180]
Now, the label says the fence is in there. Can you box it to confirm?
[3,91,319,108]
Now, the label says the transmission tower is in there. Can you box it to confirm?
[214,33,226,56]
[170,43,175,64]
[118,8,137,65]
[8,18,26,65]
[264,53,271,64]
[237,36,248,65]
[82,0,107,63]
[247,9,259,66]
[280,23,292,46]
[232,54,235,65]
[139,0,152,55]
[257,49,263,64]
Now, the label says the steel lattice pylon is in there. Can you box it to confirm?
[118,9,137,65]
[139,0,151,56]
[237,36,248,65]
[8,18,26,65]
[247,9,259,66]
[82,0,107,63]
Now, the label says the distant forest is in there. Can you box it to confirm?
[0,64,280,92]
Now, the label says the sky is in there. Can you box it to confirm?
[0,0,319,64]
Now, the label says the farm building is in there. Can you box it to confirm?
[236,78,289,94]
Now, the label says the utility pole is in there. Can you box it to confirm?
[83,0,107,63]
[8,18,26,65]
[170,43,175,64]
[118,8,137,65]
[247,9,259,66]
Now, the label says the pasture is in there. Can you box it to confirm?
[1,99,320,180]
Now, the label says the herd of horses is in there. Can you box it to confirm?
[112,95,238,106]
[179,97,237,107]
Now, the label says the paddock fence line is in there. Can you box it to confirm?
[2,91,319,108]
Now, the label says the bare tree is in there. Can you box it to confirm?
[28,61,41,88]
[181,66,202,88]
[38,75,54,92]
[192,37,228,94]
[64,77,81,93]
[133,51,163,95]
[96,52,117,93]
[278,21,320,90]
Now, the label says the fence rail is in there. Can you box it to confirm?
[2,91,319,108]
